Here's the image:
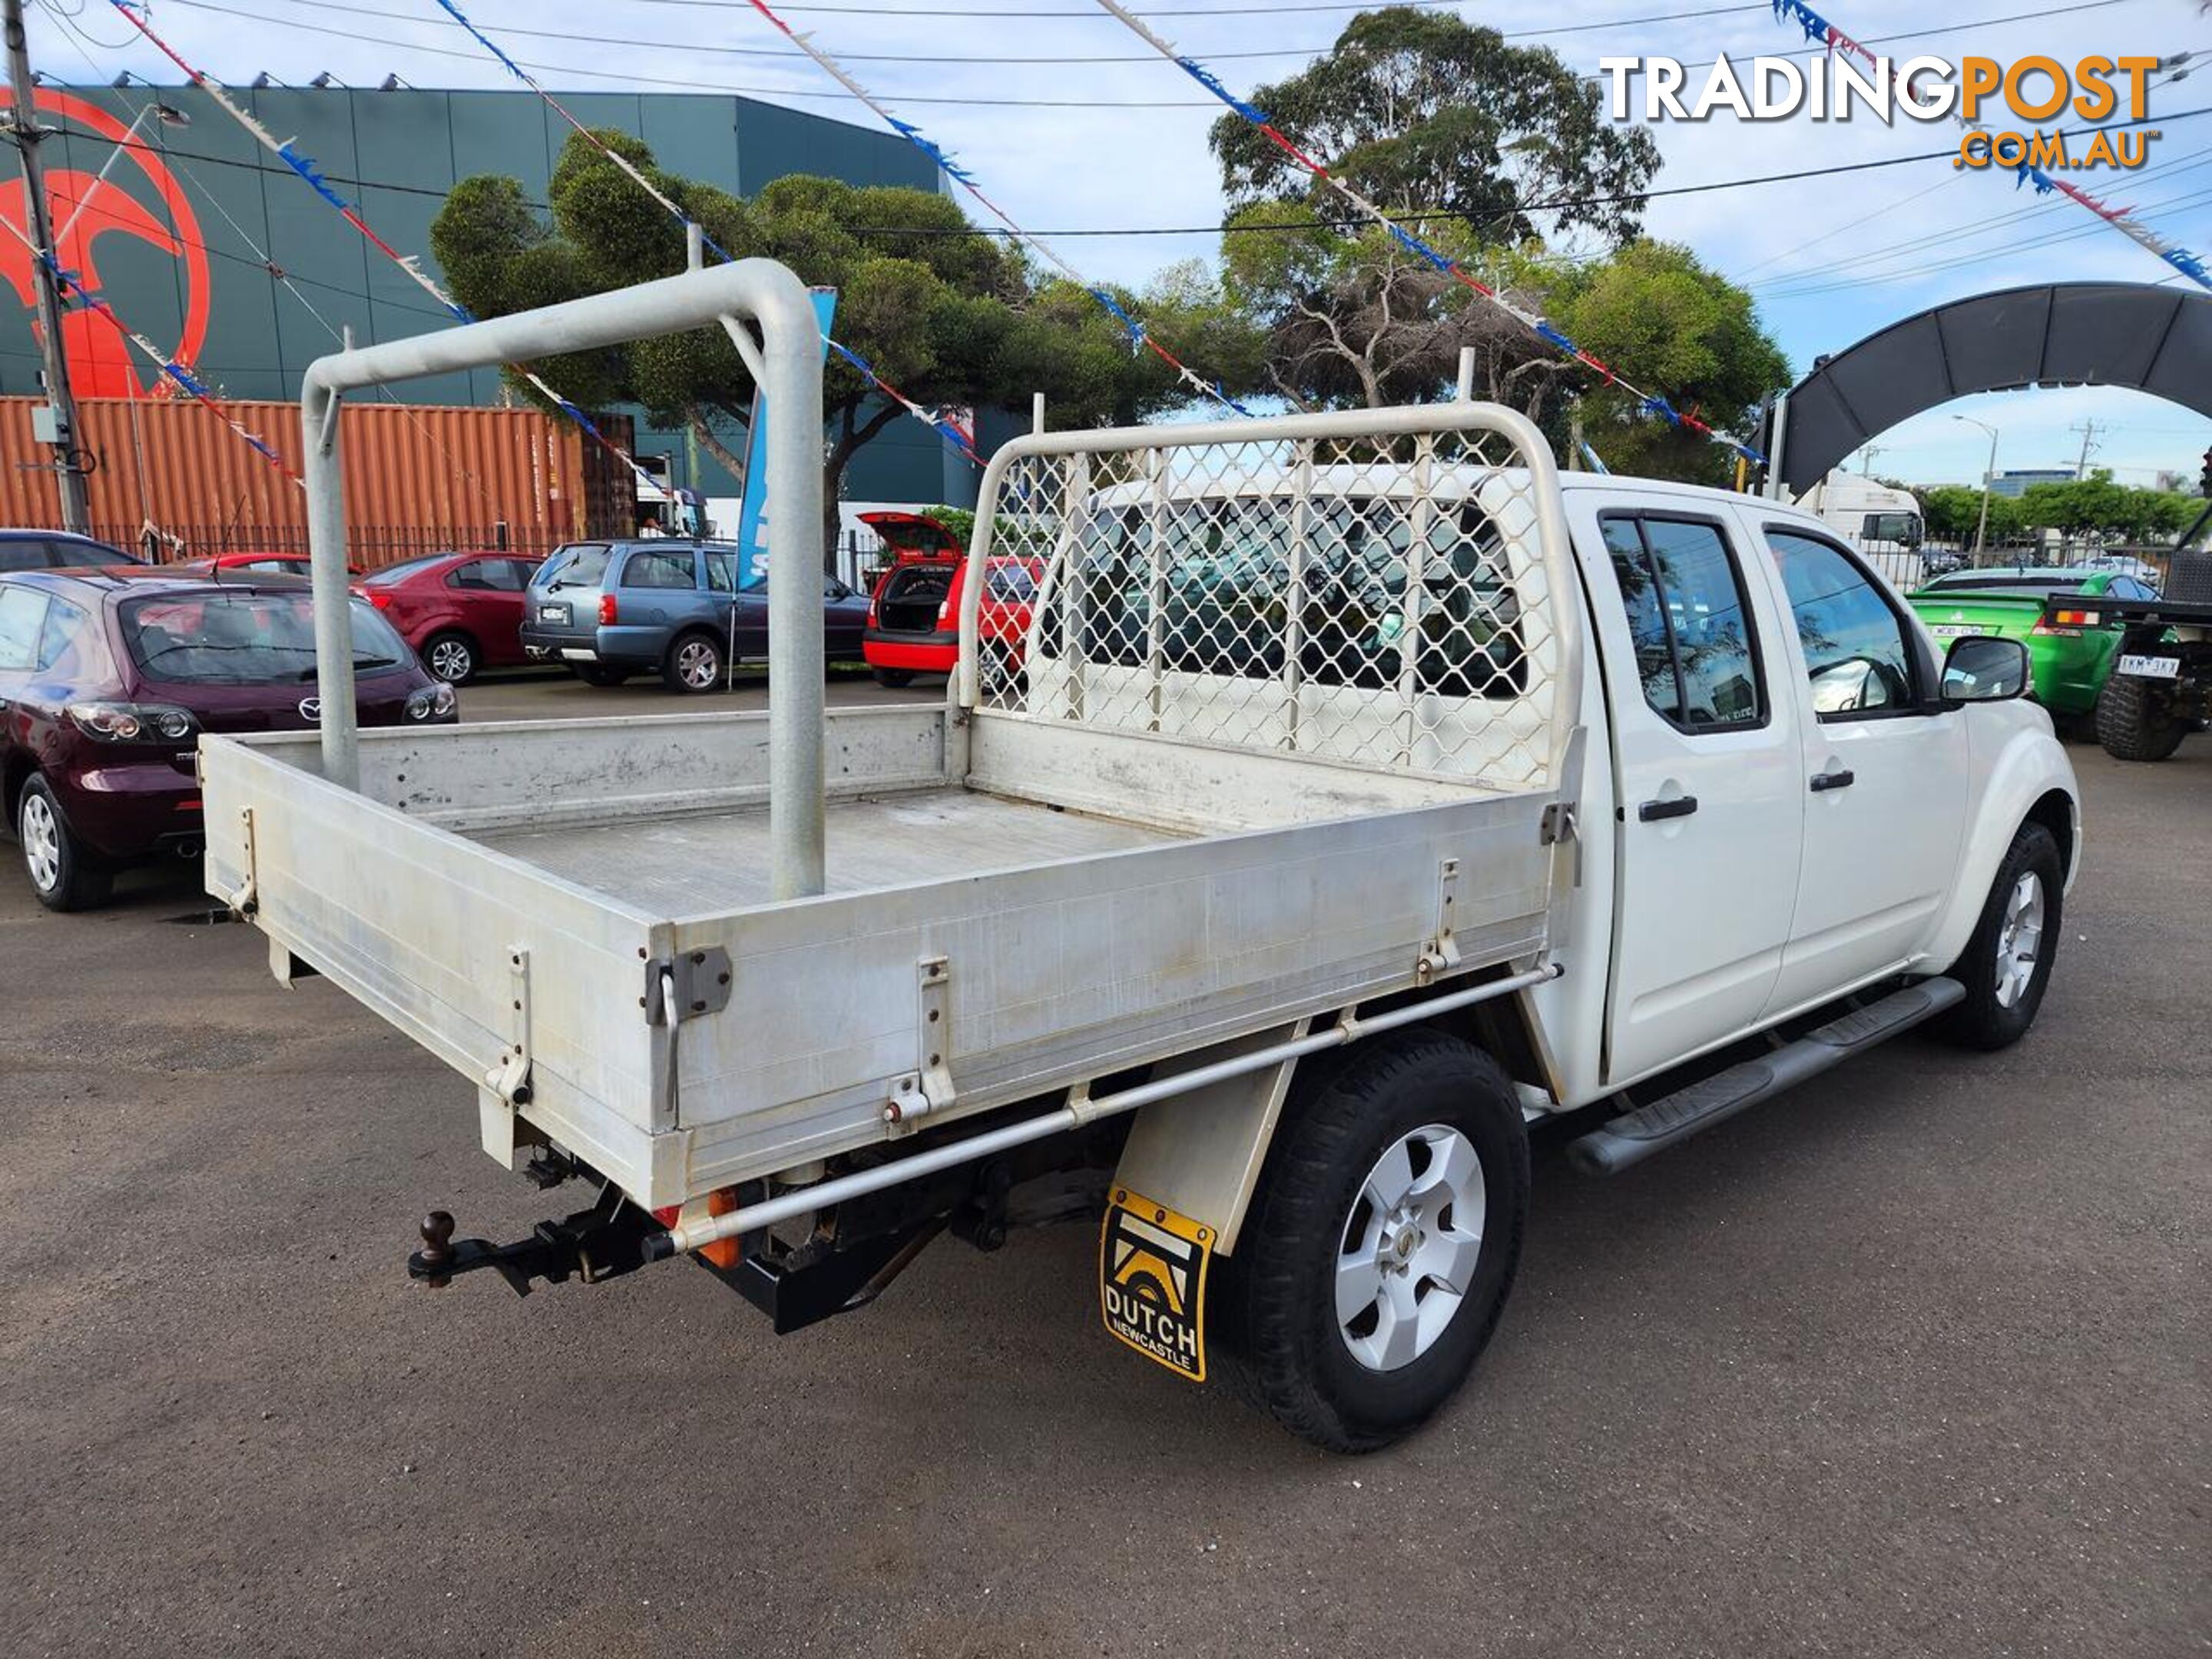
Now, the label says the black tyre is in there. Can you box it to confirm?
[575,664,632,687]
[980,643,1025,698]
[1936,821,2063,1051]
[2095,674,2186,762]
[662,631,725,694]
[16,774,112,912]
[1214,1030,1528,1452]
[421,631,477,685]
[872,667,916,689]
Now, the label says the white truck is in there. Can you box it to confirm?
[200,264,2081,1451]
[1789,471,1928,589]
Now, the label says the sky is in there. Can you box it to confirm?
[25,0,2212,492]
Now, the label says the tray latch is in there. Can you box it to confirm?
[228,806,259,921]
[1415,858,1462,985]
[884,955,955,1132]
[485,945,535,1107]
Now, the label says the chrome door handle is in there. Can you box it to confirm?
[1810,770,1856,793]
[1637,796,1698,822]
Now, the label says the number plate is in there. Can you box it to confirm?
[538,604,568,622]
[1929,624,1975,637]
[1100,1188,1211,1383]
[2118,654,2182,679]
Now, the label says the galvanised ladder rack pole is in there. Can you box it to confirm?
[298,260,829,899]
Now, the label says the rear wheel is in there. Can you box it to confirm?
[17,776,112,912]
[2095,673,2187,762]
[662,632,724,694]
[422,631,476,685]
[871,667,916,689]
[1215,1030,1528,1452]
[1936,821,2062,1051]
[575,664,631,687]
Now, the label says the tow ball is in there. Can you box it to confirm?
[409,1187,656,1297]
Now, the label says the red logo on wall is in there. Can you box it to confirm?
[0,89,210,399]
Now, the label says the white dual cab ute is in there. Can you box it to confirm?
[202,263,2081,1452]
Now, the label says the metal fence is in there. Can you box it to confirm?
[969,407,1576,793]
[96,522,568,568]
[1851,537,2175,594]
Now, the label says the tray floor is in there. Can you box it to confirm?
[472,785,1187,915]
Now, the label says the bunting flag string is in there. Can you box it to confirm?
[0,211,296,480]
[1770,0,2210,290]
[735,0,1256,419]
[107,0,673,497]
[426,0,980,465]
[1089,0,1765,462]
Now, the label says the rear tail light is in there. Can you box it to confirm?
[365,591,393,610]
[66,701,197,743]
[2032,608,2096,637]
[405,683,459,722]
[599,593,618,626]
[937,599,952,625]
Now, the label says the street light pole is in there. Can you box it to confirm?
[3,0,91,535]
[1953,415,1999,563]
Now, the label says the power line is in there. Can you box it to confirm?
[142,0,2129,107]
[158,0,1779,65]
[1751,185,2212,300]
[1749,140,2212,293]
[36,101,2210,247]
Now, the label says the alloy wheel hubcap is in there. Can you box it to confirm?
[1995,869,2045,1008]
[678,642,717,687]
[1336,1123,1485,1373]
[21,794,60,892]
[430,640,471,680]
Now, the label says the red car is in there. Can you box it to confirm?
[0,567,454,911]
[859,512,1040,689]
[176,551,365,578]
[356,550,544,684]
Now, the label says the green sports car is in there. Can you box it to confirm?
[1905,567,2163,718]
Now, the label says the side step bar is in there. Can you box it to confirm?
[1567,977,1966,1177]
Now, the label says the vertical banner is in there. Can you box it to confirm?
[737,286,838,585]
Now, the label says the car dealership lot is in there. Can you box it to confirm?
[0,712,2202,1658]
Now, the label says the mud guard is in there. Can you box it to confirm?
[1108,1018,1309,1257]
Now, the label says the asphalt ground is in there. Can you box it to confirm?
[1,684,2204,1659]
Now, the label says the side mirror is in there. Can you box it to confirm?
[1942,634,2030,704]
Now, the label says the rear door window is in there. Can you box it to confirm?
[0,585,49,669]
[1600,515,1764,731]
[621,548,698,590]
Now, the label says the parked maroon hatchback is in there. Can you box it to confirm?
[0,568,455,911]
[356,550,543,684]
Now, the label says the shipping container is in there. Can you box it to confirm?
[0,396,637,565]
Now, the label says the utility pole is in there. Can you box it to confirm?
[1859,445,1885,477]
[2070,419,2104,479]
[3,0,89,534]
[1952,414,1999,563]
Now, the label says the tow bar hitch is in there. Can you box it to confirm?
[409,1189,655,1296]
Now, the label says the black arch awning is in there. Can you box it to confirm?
[1773,282,2212,495]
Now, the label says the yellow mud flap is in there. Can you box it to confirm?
[1100,1187,1212,1382]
